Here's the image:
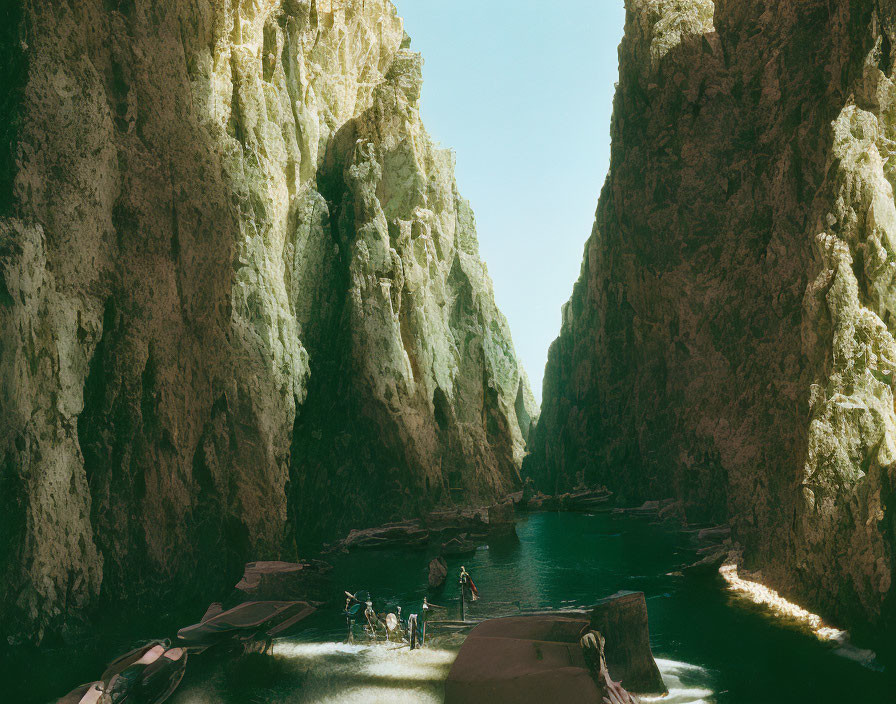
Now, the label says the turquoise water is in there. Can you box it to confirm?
[7,512,895,703]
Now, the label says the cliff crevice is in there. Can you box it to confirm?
[0,0,534,643]
[527,0,896,635]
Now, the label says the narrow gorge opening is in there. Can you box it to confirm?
[3,2,896,703]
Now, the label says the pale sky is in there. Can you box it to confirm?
[394,1,626,403]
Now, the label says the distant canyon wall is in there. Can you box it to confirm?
[527,0,896,634]
[0,0,534,643]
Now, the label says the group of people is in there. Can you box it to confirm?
[343,565,481,647]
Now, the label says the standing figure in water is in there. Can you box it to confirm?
[459,566,479,602]
[459,566,480,622]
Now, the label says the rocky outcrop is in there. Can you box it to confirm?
[527,0,896,634]
[0,0,533,643]
[428,556,448,589]
[589,591,664,694]
[445,595,664,704]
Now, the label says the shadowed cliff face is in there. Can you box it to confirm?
[0,0,535,643]
[527,0,896,634]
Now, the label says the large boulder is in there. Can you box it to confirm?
[428,556,448,589]
[589,591,665,694]
[445,599,660,704]
[336,508,501,555]
[445,615,605,704]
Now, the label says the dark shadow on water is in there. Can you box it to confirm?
[7,512,896,704]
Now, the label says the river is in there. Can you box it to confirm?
[7,512,894,703]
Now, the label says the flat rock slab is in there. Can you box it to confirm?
[340,521,431,550]
[231,560,332,603]
[445,592,666,703]
[683,548,729,579]
[559,488,614,512]
[612,501,661,518]
[445,615,602,704]
[337,507,513,552]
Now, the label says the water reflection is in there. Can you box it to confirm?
[9,512,896,703]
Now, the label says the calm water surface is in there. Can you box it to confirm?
[7,512,894,703]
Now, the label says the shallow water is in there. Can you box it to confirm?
[8,512,895,703]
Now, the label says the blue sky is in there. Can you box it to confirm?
[394,0,626,403]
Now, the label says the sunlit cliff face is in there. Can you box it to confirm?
[0,0,536,642]
[525,0,896,636]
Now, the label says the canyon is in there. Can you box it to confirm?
[3,0,896,659]
[0,0,534,644]
[527,0,896,636]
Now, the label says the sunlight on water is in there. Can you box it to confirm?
[719,564,882,672]
[171,641,457,704]
[641,659,715,704]
[274,641,455,704]
[275,642,370,659]
[719,565,843,641]
[12,513,892,704]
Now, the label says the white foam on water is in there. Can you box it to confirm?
[639,658,716,704]
[171,641,723,704]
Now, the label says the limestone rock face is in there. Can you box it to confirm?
[527,0,896,633]
[0,0,533,642]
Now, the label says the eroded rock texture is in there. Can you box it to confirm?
[527,0,896,633]
[0,0,534,642]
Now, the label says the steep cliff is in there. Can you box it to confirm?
[0,0,534,643]
[527,0,896,634]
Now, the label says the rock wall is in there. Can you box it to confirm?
[527,0,896,634]
[0,0,534,643]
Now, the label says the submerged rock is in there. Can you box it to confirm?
[682,548,729,580]
[525,0,896,633]
[612,501,661,519]
[0,0,535,642]
[428,556,448,589]
[440,536,478,557]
